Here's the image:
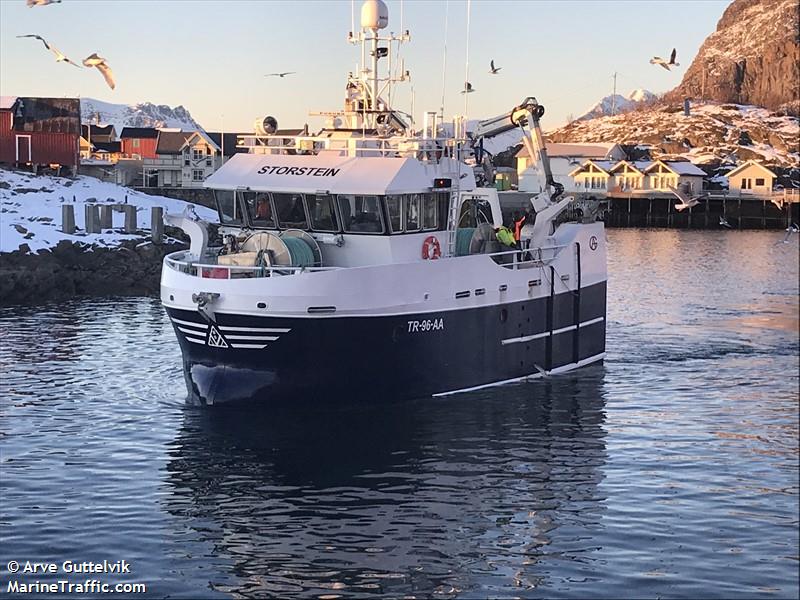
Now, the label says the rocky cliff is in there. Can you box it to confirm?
[666,0,799,113]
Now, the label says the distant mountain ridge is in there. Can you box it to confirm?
[80,98,203,132]
[577,89,657,121]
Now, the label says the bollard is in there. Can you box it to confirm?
[85,204,100,234]
[123,205,137,233]
[62,204,75,234]
[99,205,113,230]
[151,206,164,244]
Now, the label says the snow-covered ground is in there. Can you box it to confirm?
[0,169,217,254]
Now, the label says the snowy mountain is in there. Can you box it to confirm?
[549,101,799,167]
[666,0,799,112]
[80,98,203,132]
[577,89,658,121]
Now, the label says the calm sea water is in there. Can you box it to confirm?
[1,230,798,599]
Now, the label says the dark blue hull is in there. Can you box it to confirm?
[166,282,606,405]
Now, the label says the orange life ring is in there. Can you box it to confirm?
[422,235,441,260]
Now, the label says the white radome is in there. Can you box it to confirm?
[360,0,388,30]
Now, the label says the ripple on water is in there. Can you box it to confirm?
[1,230,798,598]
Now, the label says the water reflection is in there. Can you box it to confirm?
[163,368,608,597]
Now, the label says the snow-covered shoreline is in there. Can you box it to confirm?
[0,168,217,254]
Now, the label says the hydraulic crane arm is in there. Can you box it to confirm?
[472,97,563,204]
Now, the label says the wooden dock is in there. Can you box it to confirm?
[499,190,799,230]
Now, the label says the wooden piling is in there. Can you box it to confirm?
[123,205,137,233]
[85,204,100,234]
[99,205,113,230]
[61,204,75,234]
[151,206,164,244]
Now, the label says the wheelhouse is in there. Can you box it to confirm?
[213,189,459,236]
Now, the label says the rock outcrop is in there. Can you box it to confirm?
[666,0,799,113]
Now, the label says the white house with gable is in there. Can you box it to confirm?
[146,129,222,188]
[725,160,777,195]
[517,142,626,193]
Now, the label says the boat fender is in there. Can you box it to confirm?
[422,236,441,260]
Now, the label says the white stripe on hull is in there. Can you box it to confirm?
[501,317,605,346]
[433,352,605,397]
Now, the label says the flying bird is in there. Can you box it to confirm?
[489,59,501,74]
[17,34,81,67]
[719,216,732,228]
[778,223,799,244]
[26,0,61,6]
[461,81,475,94]
[265,72,295,78]
[83,53,115,90]
[667,184,705,212]
[650,48,680,71]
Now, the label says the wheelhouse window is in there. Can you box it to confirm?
[242,191,276,228]
[458,197,492,228]
[386,195,402,233]
[306,193,339,232]
[214,190,244,225]
[404,194,421,231]
[338,194,384,233]
[422,193,438,230]
[273,192,309,229]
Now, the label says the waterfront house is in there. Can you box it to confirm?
[608,160,650,192]
[567,160,615,193]
[643,160,706,194]
[517,142,626,193]
[725,160,777,195]
[0,96,80,175]
[145,129,221,188]
[120,127,159,159]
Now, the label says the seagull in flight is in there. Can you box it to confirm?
[778,223,799,244]
[26,0,61,6]
[461,81,475,94]
[83,53,115,90]
[719,215,732,228]
[17,34,81,67]
[265,72,295,78]
[650,48,680,71]
[667,184,705,212]
[489,59,501,74]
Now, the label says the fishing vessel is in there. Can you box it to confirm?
[161,0,607,405]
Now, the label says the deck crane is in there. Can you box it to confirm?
[471,97,575,248]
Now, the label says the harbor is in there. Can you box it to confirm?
[1,0,798,597]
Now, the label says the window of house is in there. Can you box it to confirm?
[206,157,213,167]
[306,194,339,232]
[192,169,204,182]
[193,148,203,161]
[405,194,421,231]
[132,138,140,148]
[422,193,438,230]
[386,195,403,233]
[755,178,765,186]
[742,178,751,190]
[273,192,309,229]
[337,195,384,233]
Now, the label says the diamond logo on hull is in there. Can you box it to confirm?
[208,326,229,348]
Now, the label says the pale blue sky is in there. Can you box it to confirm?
[0,0,730,132]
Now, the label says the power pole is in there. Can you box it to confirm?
[611,72,618,115]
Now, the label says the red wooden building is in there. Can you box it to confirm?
[0,96,80,174]
[120,127,159,159]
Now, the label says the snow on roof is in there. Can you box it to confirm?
[0,96,18,110]
[204,154,433,195]
[568,160,616,176]
[724,160,778,178]
[516,142,619,159]
[662,161,706,176]
[609,160,650,174]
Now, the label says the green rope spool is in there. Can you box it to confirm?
[282,236,316,267]
[455,227,476,257]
